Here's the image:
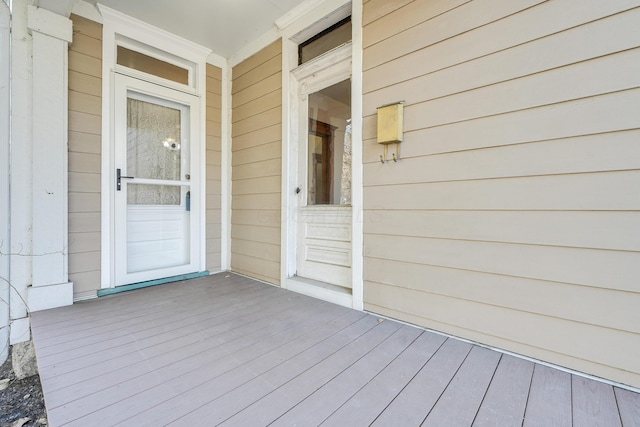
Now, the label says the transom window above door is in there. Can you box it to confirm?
[298,16,352,65]
[117,46,190,85]
[114,39,198,92]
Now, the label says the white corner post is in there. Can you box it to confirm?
[0,0,11,361]
[26,5,74,312]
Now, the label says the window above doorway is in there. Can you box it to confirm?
[117,46,190,86]
[298,16,351,65]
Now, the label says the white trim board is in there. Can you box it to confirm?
[287,277,353,309]
[349,0,363,311]
[70,0,103,23]
[98,5,211,62]
[220,61,232,271]
[0,0,10,359]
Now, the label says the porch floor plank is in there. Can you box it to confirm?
[523,364,572,427]
[33,278,266,361]
[270,324,424,426]
[50,295,342,426]
[473,354,535,426]
[29,273,639,427]
[128,309,366,425]
[39,285,302,382]
[170,313,379,425]
[44,291,326,411]
[371,337,473,426]
[320,331,447,426]
[422,346,502,426]
[219,317,403,426]
[615,387,640,426]
[572,376,622,427]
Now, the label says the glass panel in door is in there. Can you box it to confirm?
[307,79,352,206]
[124,95,190,275]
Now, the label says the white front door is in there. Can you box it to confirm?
[295,54,352,290]
[113,74,201,286]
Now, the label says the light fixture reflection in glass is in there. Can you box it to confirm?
[162,137,181,151]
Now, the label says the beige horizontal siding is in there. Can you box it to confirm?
[230,40,283,285]
[362,0,640,388]
[206,64,223,272]
[362,0,414,27]
[232,124,281,152]
[232,40,281,83]
[233,73,282,109]
[68,14,102,298]
[233,140,280,166]
[364,210,640,252]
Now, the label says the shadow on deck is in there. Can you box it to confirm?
[30,273,640,426]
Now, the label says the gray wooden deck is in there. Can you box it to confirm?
[31,273,640,426]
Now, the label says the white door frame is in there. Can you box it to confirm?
[100,6,211,288]
[112,74,201,286]
[280,0,364,310]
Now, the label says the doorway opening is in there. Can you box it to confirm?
[285,15,357,307]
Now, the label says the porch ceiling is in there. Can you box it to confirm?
[85,0,311,58]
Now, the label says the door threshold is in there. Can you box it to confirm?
[98,271,210,297]
[287,276,353,308]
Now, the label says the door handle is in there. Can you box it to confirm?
[116,168,134,191]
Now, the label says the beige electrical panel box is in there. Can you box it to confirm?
[377,102,404,144]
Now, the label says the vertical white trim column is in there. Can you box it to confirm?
[9,0,33,345]
[220,60,232,271]
[281,37,298,287]
[0,0,11,361]
[26,6,73,311]
[350,0,364,311]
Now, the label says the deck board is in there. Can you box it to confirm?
[29,273,639,427]
[572,376,622,427]
[44,292,330,409]
[40,288,304,390]
[270,324,423,426]
[37,285,285,375]
[50,296,343,425]
[615,387,640,427]
[33,280,262,348]
[371,337,473,426]
[473,354,534,426]
[125,310,366,425]
[422,346,501,426]
[34,279,266,358]
[321,331,447,426]
[219,318,403,426]
[523,364,572,427]
[68,301,351,427]
[171,314,381,425]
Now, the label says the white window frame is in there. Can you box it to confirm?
[99,5,211,288]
